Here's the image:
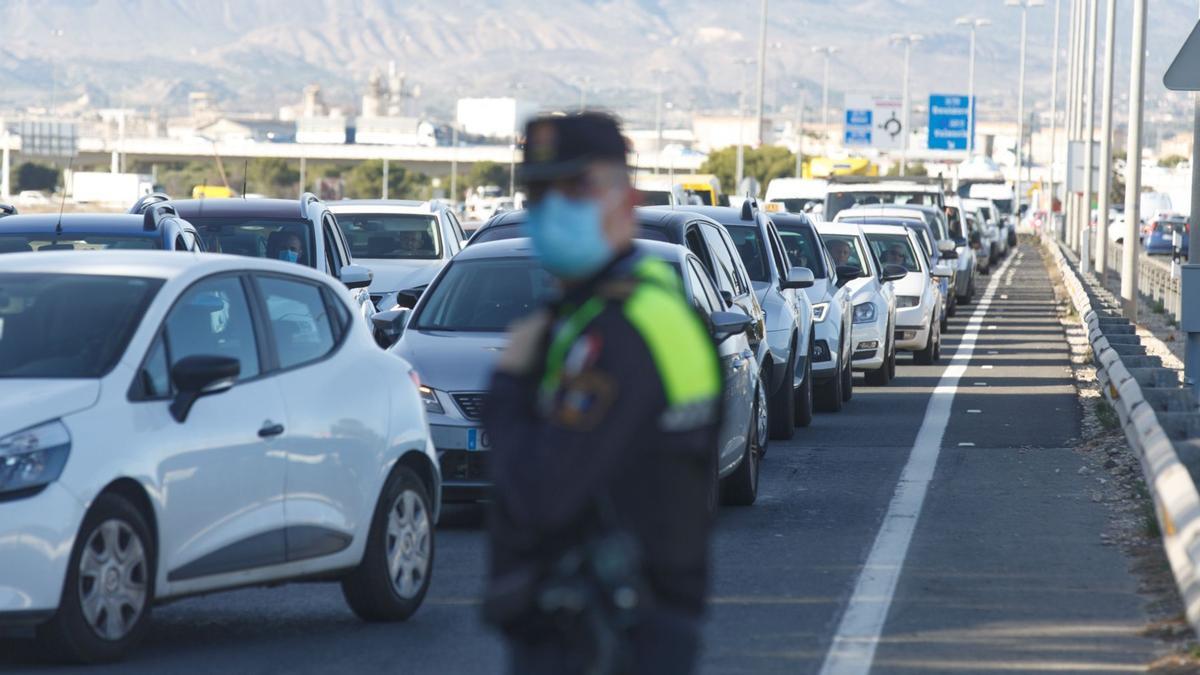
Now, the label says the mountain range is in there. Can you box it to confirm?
[0,0,1195,124]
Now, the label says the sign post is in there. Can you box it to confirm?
[1164,18,1200,402]
[927,94,975,152]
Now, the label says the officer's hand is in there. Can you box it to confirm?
[497,310,552,376]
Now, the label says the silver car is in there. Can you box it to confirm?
[376,238,768,507]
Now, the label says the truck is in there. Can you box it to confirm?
[68,172,155,205]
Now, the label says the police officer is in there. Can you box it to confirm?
[482,112,722,675]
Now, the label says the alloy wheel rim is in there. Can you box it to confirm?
[755,380,769,455]
[78,519,148,641]
[385,489,431,599]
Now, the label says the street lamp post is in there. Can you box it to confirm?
[734,57,755,192]
[653,68,670,175]
[48,28,64,115]
[890,34,924,176]
[955,18,991,158]
[754,0,769,146]
[1094,0,1117,276]
[1081,0,1099,269]
[1006,0,1045,225]
[1047,0,1061,226]
[1120,0,1148,319]
[812,46,838,151]
[794,83,807,179]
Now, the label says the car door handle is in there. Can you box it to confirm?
[258,422,285,438]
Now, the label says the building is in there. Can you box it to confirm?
[355,117,436,147]
[456,98,538,140]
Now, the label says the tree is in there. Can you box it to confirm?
[464,161,511,193]
[698,146,798,197]
[344,160,432,200]
[1158,154,1188,169]
[885,161,928,177]
[243,158,299,196]
[15,162,59,192]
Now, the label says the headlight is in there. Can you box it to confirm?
[419,385,444,415]
[812,302,830,323]
[853,302,877,324]
[0,420,71,496]
[896,295,920,308]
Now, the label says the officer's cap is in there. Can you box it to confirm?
[518,112,629,183]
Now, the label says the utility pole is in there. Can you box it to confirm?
[891,34,923,177]
[1094,0,1117,277]
[1007,0,1044,226]
[795,86,806,179]
[382,158,389,200]
[956,18,991,158]
[1048,0,1061,226]
[754,0,769,146]
[449,123,459,205]
[1081,0,1098,270]
[653,68,670,175]
[1121,0,1148,319]
[812,46,837,151]
[734,58,754,191]
[1066,0,1081,247]
[1190,4,1200,401]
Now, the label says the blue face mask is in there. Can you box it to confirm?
[278,250,299,263]
[525,191,614,280]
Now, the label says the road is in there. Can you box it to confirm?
[0,243,1157,674]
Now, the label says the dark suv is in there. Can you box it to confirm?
[0,202,203,254]
[132,193,376,327]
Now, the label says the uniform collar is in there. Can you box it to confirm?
[558,246,640,308]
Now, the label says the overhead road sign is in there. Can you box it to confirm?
[843,94,904,151]
[927,94,975,151]
[1165,21,1200,90]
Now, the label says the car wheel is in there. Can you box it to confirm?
[722,380,763,507]
[933,319,942,361]
[913,318,937,365]
[768,350,797,441]
[794,348,814,427]
[947,292,958,318]
[815,362,844,413]
[940,303,950,333]
[37,493,155,664]
[342,466,434,622]
[888,339,898,380]
[840,348,854,403]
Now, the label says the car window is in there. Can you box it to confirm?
[174,234,188,251]
[321,219,342,275]
[164,276,260,380]
[448,212,467,249]
[329,214,353,265]
[257,276,338,370]
[0,234,159,253]
[415,258,558,332]
[821,234,866,274]
[700,224,747,296]
[767,225,790,276]
[775,223,827,277]
[865,232,923,273]
[335,212,442,260]
[192,217,314,267]
[0,273,162,378]
[725,225,770,283]
[686,258,723,314]
[136,334,172,399]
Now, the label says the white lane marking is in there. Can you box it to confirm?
[987,350,999,355]
[957,442,976,447]
[982,365,994,370]
[818,251,1018,675]
[967,409,982,414]
[973,382,988,386]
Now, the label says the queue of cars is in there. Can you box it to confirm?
[0,176,1017,663]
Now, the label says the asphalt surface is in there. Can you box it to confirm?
[0,243,1156,674]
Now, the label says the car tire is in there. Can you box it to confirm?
[815,363,844,413]
[768,350,797,441]
[722,380,763,507]
[888,339,898,380]
[342,466,434,622]
[37,493,156,664]
[865,337,892,386]
[913,318,937,365]
[794,348,814,428]
[840,349,853,403]
[933,319,942,361]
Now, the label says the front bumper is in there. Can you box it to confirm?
[811,320,841,379]
[430,422,491,502]
[894,304,931,350]
[850,318,886,371]
[0,483,85,618]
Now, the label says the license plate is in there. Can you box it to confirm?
[466,428,492,452]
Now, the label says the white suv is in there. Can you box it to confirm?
[329,200,470,311]
[0,251,440,663]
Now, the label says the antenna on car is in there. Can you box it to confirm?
[55,156,74,236]
[241,159,249,199]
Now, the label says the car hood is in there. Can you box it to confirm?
[0,379,101,437]
[802,278,833,304]
[391,330,505,393]
[361,259,445,293]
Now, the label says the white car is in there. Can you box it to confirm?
[0,251,440,663]
[959,197,1004,268]
[816,221,906,385]
[860,224,951,365]
[329,199,471,311]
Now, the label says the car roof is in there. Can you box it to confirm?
[839,216,924,229]
[477,207,723,237]
[858,223,917,236]
[0,213,159,235]
[815,221,866,236]
[0,250,332,284]
[828,181,941,193]
[768,211,816,229]
[649,205,750,227]
[328,200,437,214]
[165,198,306,219]
[453,236,689,263]
[842,205,932,218]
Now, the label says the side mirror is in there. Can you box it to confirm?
[372,308,411,348]
[937,240,958,259]
[882,264,908,282]
[709,310,753,343]
[169,355,240,422]
[931,263,955,279]
[340,264,373,290]
[780,266,815,290]
[835,265,863,287]
[396,285,427,309]
[719,290,735,308]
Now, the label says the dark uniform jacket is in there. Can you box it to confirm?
[483,248,722,617]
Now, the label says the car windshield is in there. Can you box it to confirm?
[820,234,867,275]
[865,233,922,273]
[826,191,938,220]
[191,217,315,268]
[725,226,770,283]
[639,190,673,206]
[334,213,442,260]
[774,223,827,277]
[0,233,159,253]
[770,198,821,214]
[990,199,1013,215]
[0,273,162,378]
[471,222,671,245]
[415,258,558,331]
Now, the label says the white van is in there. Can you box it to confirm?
[765,178,828,215]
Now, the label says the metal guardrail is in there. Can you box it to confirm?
[1103,241,1183,321]
[1044,231,1200,633]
